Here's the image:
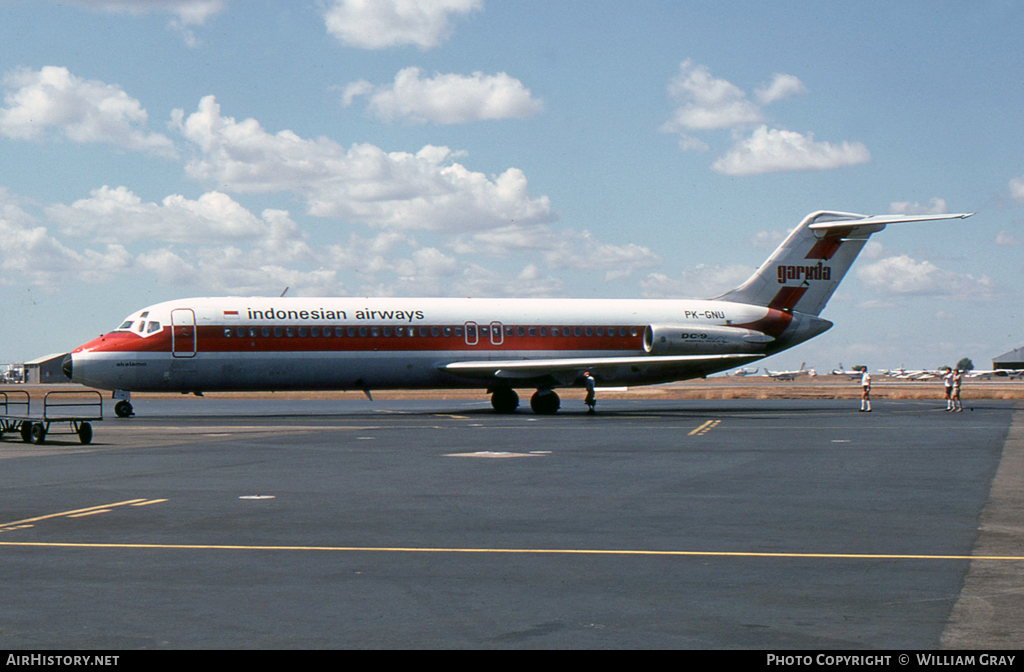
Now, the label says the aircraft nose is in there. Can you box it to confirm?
[62,354,73,381]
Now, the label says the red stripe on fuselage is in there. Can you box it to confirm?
[734,309,792,338]
[76,326,649,354]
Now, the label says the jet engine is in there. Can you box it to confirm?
[643,324,774,355]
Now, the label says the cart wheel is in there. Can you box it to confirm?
[30,423,47,445]
[78,422,93,445]
[20,422,32,443]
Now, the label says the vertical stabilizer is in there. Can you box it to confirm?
[714,211,972,316]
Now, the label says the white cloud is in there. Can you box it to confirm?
[60,1,225,46]
[65,0,226,24]
[662,60,868,175]
[0,66,176,156]
[0,189,133,289]
[995,230,1020,246]
[452,224,661,281]
[889,198,948,215]
[173,95,554,232]
[856,254,995,300]
[640,264,754,300]
[711,126,871,176]
[1009,176,1024,203]
[754,73,807,105]
[453,263,565,298]
[344,67,543,125]
[48,186,272,243]
[661,60,762,133]
[323,0,482,50]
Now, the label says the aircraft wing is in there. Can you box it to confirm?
[441,353,759,382]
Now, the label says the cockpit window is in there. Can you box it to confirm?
[147,321,161,334]
[117,320,134,330]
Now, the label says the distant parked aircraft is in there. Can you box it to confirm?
[830,363,863,378]
[764,363,815,381]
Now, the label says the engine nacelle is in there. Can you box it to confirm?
[643,324,774,355]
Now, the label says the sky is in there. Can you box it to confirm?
[0,0,1022,373]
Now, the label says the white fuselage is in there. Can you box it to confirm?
[67,296,830,394]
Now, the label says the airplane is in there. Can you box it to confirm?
[762,362,815,381]
[62,210,971,417]
[729,367,760,377]
[830,363,864,378]
[964,368,1024,380]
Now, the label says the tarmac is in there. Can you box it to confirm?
[0,393,1021,649]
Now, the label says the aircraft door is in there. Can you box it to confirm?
[171,308,197,358]
[490,321,504,346]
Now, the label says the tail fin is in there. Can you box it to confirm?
[715,211,972,316]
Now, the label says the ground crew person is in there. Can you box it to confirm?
[860,367,871,412]
[583,371,596,414]
[951,368,963,412]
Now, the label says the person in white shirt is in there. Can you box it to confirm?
[860,368,872,412]
[943,367,954,411]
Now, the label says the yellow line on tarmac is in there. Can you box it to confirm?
[1,541,1023,562]
[689,420,715,436]
[0,499,148,529]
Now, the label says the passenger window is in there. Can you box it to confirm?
[224,328,232,337]
[262,327,271,337]
[574,327,582,337]
[274,327,283,337]
[336,327,346,337]
[359,327,368,337]
[311,327,320,337]
[551,327,559,336]
[430,327,440,337]
[517,327,525,337]
[298,327,307,337]
[383,327,392,337]
[286,327,295,337]
[596,327,604,336]
[630,327,638,337]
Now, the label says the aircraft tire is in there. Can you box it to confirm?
[114,400,133,418]
[491,389,519,414]
[78,422,93,445]
[530,390,560,415]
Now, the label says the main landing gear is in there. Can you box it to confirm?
[490,388,561,415]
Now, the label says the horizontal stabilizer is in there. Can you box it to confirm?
[807,212,973,231]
